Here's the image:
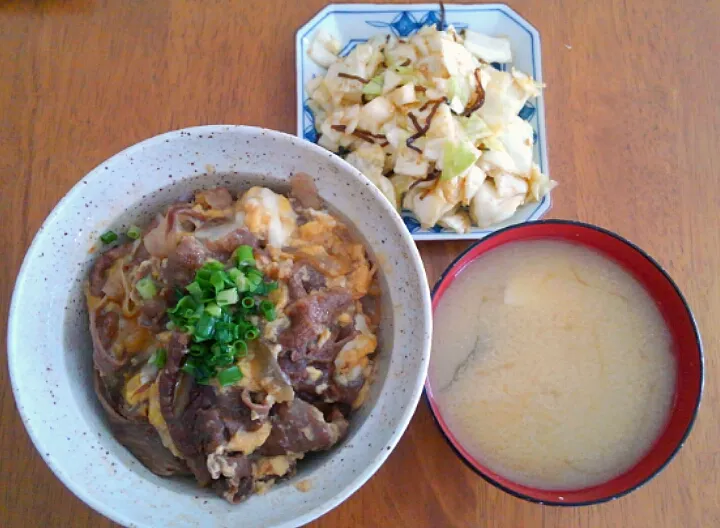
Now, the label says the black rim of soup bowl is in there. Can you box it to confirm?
[424,219,704,506]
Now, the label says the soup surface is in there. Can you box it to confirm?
[429,240,676,490]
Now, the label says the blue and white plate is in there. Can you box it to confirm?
[296,3,550,241]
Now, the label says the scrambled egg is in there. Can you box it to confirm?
[148,380,183,458]
[253,456,293,479]
[226,423,272,455]
[334,314,377,389]
[290,212,375,297]
[238,187,297,248]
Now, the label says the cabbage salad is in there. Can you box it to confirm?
[306,25,556,232]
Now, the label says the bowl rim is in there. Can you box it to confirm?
[424,219,704,506]
[8,124,433,527]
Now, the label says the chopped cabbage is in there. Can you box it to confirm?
[306,25,555,233]
[441,140,481,181]
[390,173,417,197]
[362,75,384,97]
[438,209,472,233]
[307,30,341,68]
[388,83,417,107]
[461,165,487,206]
[395,148,429,177]
[382,69,403,94]
[448,76,471,113]
[470,179,525,228]
[357,96,394,133]
[403,182,455,228]
[440,39,477,77]
[460,113,493,143]
[497,115,534,174]
[345,144,397,207]
[463,30,512,63]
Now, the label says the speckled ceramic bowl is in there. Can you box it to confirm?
[8,125,432,528]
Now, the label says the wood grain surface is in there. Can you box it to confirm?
[1,0,718,526]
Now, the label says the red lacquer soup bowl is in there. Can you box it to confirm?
[425,220,704,506]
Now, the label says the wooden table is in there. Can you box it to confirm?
[1,0,718,526]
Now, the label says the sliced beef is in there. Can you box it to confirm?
[169,385,261,486]
[144,204,214,258]
[214,389,262,437]
[130,240,151,266]
[312,401,353,421]
[196,187,233,210]
[258,399,348,456]
[168,205,215,232]
[288,262,327,301]
[326,375,365,407]
[137,298,168,332]
[205,228,257,259]
[94,371,189,476]
[301,327,338,362]
[157,332,211,483]
[158,332,263,487]
[89,244,131,296]
[241,389,273,421]
[90,307,123,375]
[290,172,323,210]
[306,326,358,364]
[277,353,330,396]
[278,325,361,400]
[95,309,119,350]
[209,453,254,503]
[170,385,217,484]
[278,289,353,351]
[161,236,210,287]
[360,294,381,327]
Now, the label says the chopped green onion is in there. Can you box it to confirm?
[100,231,118,244]
[136,277,157,300]
[217,366,243,387]
[214,321,235,344]
[217,288,239,306]
[234,271,250,292]
[186,281,203,299]
[194,312,217,341]
[149,348,167,368]
[166,247,278,384]
[202,260,225,272]
[260,300,276,321]
[181,359,197,376]
[233,340,248,358]
[169,296,198,315]
[210,271,227,294]
[210,342,234,366]
[227,267,242,282]
[246,269,263,292]
[241,296,255,310]
[216,353,235,367]
[264,280,279,292]
[234,319,250,336]
[195,268,212,284]
[205,303,222,318]
[234,245,255,267]
[189,343,207,357]
[127,225,142,240]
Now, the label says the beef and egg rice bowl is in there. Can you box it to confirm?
[86,174,381,503]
